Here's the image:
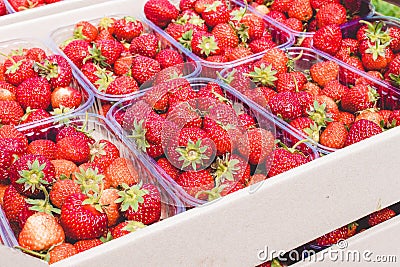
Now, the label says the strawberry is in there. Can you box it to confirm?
[130,55,161,84]
[180,0,197,10]
[99,188,121,227]
[379,110,392,127]
[191,31,221,57]
[315,3,346,29]
[112,17,144,42]
[268,91,302,121]
[51,86,82,109]
[0,0,6,16]
[155,49,184,69]
[0,100,23,125]
[320,122,348,149]
[18,212,65,251]
[9,154,56,198]
[310,60,339,87]
[361,43,393,71]
[0,81,17,101]
[34,54,73,88]
[270,0,291,12]
[105,76,139,95]
[90,140,120,170]
[276,72,307,92]
[116,183,161,225]
[341,84,379,113]
[344,119,382,147]
[0,124,28,151]
[49,179,81,208]
[355,109,383,126]
[48,243,77,264]
[211,23,239,49]
[267,143,310,177]
[213,154,250,185]
[2,185,28,223]
[73,21,98,42]
[175,169,215,198]
[283,17,303,32]
[56,124,94,144]
[266,10,287,24]
[227,46,253,62]
[201,0,230,27]
[202,116,232,156]
[105,157,138,188]
[338,56,364,84]
[74,239,103,252]
[144,0,179,28]
[289,117,320,142]
[62,40,91,69]
[288,0,313,22]
[16,76,51,110]
[248,38,276,54]
[20,109,51,132]
[146,142,164,159]
[388,26,400,53]
[111,220,146,239]
[315,224,357,246]
[315,95,340,122]
[261,48,288,74]
[157,157,181,181]
[113,55,133,76]
[368,208,396,227]
[26,47,47,62]
[129,33,160,59]
[89,39,123,66]
[313,24,342,56]
[27,139,57,160]
[240,13,266,41]
[336,38,360,60]
[321,80,348,102]
[61,192,107,240]
[303,82,321,96]
[56,136,90,164]
[310,0,339,10]
[0,145,13,183]
[4,56,37,86]
[238,128,275,165]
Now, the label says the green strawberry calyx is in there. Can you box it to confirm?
[74,167,105,197]
[389,73,400,87]
[244,63,278,87]
[179,30,193,51]
[94,65,116,92]
[116,182,149,212]
[98,17,115,31]
[360,20,391,46]
[33,59,60,80]
[365,42,388,61]
[176,139,210,171]
[89,141,107,162]
[367,86,380,104]
[307,100,333,127]
[195,184,228,201]
[85,43,109,68]
[303,122,321,143]
[128,119,150,152]
[204,1,223,12]
[122,220,146,232]
[26,185,61,215]
[198,35,219,57]
[17,159,50,193]
[212,154,240,185]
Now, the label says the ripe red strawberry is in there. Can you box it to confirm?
[155,49,184,69]
[51,86,82,109]
[88,39,123,66]
[4,56,37,86]
[49,179,81,209]
[276,72,307,92]
[313,24,342,56]
[248,37,276,54]
[289,117,320,142]
[0,124,28,150]
[283,17,303,32]
[211,23,239,49]
[267,145,310,177]
[51,159,78,179]
[48,243,77,264]
[338,56,364,84]
[266,10,287,24]
[261,48,288,74]
[9,154,56,198]
[202,116,233,156]
[99,188,120,227]
[56,125,94,144]
[315,224,357,246]
[73,21,98,42]
[213,154,250,185]
[157,157,181,181]
[61,192,107,240]
[2,185,28,224]
[288,0,313,22]
[34,54,73,88]
[341,84,379,113]
[113,56,133,76]
[117,183,161,225]
[56,136,90,164]
[0,0,6,16]
[191,31,221,57]
[362,44,393,71]
[25,47,47,62]
[310,0,340,9]
[129,33,160,58]
[310,60,339,87]
[0,81,17,100]
[112,17,143,42]
[105,157,138,188]
[27,139,57,160]
[268,91,302,121]
[355,109,383,126]
[315,94,340,122]
[336,38,360,60]
[144,0,179,28]
[201,0,230,27]
[0,100,23,125]
[175,169,215,198]
[89,139,120,171]
[321,80,348,102]
[74,239,103,252]
[227,46,253,62]
[18,212,65,251]
[62,39,91,68]
[320,122,348,149]
[238,128,275,165]
[315,3,347,29]
[303,82,321,96]
[105,76,139,95]
[111,220,146,239]
[130,55,161,84]
[16,76,51,110]
[241,13,266,41]
[388,26,400,53]
[180,0,197,10]
[344,119,382,147]
[368,208,396,227]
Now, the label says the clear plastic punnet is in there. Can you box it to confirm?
[107,76,319,207]
[219,47,400,155]
[0,113,185,251]
[142,0,295,78]
[0,38,94,127]
[3,0,66,13]
[48,14,201,116]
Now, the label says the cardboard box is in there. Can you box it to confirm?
[0,0,399,266]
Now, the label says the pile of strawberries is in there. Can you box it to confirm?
[222,47,400,151]
[0,120,162,263]
[113,77,315,202]
[8,0,62,12]
[313,19,400,90]
[58,16,190,99]
[144,0,288,63]
[244,0,370,44]
[0,45,86,127]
